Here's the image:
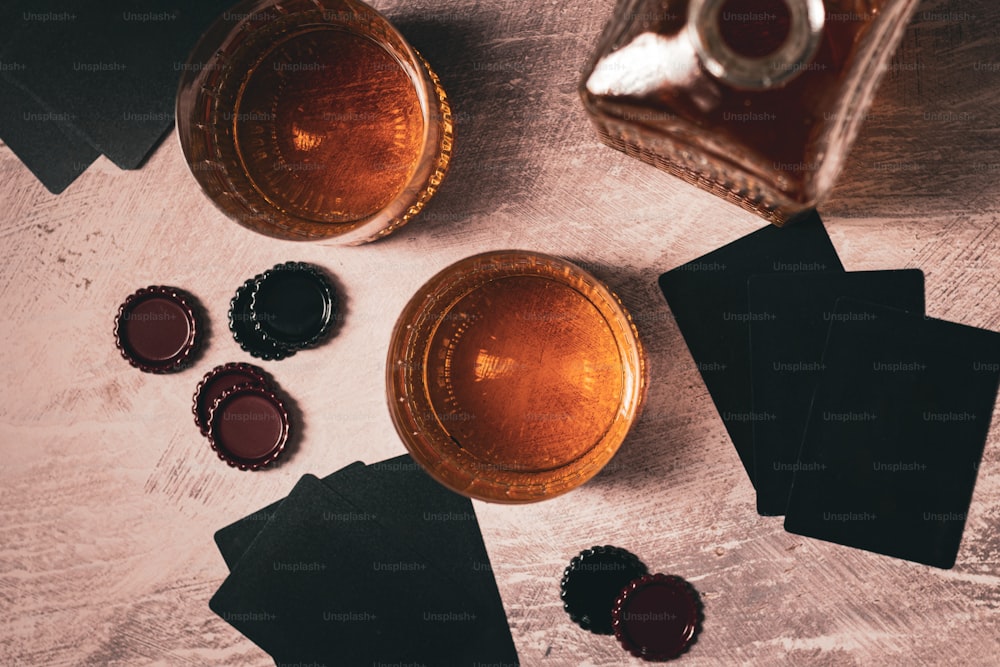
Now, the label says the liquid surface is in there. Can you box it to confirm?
[234,27,424,223]
[425,276,625,472]
[718,0,792,58]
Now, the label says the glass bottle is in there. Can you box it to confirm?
[580,0,920,224]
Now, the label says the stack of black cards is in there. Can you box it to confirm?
[210,455,519,665]
[0,1,233,193]
[660,212,1000,568]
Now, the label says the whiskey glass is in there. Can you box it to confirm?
[386,251,647,503]
[176,0,452,243]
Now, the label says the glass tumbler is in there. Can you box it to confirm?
[176,0,452,243]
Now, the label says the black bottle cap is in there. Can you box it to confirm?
[114,286,199,373]
[250,262,335,350]
[206,383,290,470]
[192,362,271,435]
[612,573,701,661]
[560,545,648,635]
[229,278,294,361]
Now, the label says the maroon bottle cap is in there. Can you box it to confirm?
[114,286,199,373]
[612,573,701,661]
[207,383,290,470]
[192,363,271,435]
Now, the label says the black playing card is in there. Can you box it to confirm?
[1,0,234,170]
[213,461,368,571]
[213,457,520,666]
[783,299,1000,568]
[658,211,844,485]
[210,474,481,665]
[0,1,98,193]
[748,270,925,515]
[341,456,519,666]
[0,77,99,193]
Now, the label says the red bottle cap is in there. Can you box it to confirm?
[612,573,701,661]
[207,383,290,470]
[192,363,271,435]
[114,286,199,373]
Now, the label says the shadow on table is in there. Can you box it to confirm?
[385,12,555,238]
[825,0,1000,218]
[269,375,305,469]
[565,262,727,494]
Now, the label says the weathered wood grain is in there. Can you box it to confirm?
[1,0,999,664]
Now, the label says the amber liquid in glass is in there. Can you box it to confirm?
[425,275,625,472]
[387,251,644,502]
[177,0,452,242]
[231,26,424,223]
[717,0,793,58]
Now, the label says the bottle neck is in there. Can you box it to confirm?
[687,0,826,89]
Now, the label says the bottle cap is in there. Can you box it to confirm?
[560,545,648,635]
[611,573,701,661]
[250,262,336,350]
[229,278,294,360]
[114,286,199,373]
[206,383,290,470]
[192,363,271,435]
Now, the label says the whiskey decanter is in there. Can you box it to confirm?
[581,0,920,224]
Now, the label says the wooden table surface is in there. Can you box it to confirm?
[2,0,999,665]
